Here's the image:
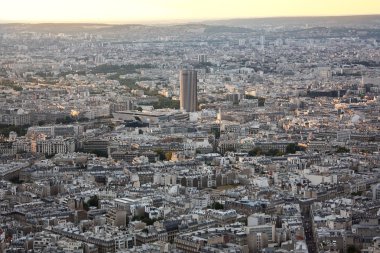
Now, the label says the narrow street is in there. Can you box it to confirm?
[300,201,317,253]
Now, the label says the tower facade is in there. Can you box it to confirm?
[180,70,198,112]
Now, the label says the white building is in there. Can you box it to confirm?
[36,137,75,155]
[373,183,380,201]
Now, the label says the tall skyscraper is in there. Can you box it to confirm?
[180,70,198,112]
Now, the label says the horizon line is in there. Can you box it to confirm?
[1,13,380,26]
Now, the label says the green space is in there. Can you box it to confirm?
[154,148,173,161]
[248,143,304,157]
[335,146,350,153]
[151,96,179,109]
[83,195,99,211]
[91,64,154,75]
[132,212,160,226]
[0,124,29,137]
[0,80,22,91]
[208,201,224,210]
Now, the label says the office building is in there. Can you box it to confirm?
[180,70,198,112]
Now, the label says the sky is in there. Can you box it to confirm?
[1,0,380,24]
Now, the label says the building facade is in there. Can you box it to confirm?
[180,70,198,112]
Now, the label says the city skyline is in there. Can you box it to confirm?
[1,0,380,24]
[0,2,380,253]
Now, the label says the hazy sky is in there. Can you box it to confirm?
[1,0,380,23]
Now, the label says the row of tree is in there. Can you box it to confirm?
[91,64,154,75]
[248,143,302,157]
[0,124,29,137]
[151,96,180,109]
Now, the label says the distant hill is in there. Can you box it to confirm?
[0,23,252,35]
[0,15,379,40]
[0,23,256,41]
[202,15,380,28]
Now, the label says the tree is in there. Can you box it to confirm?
[56,116,75,124]
[78,117,90,122]
[249,147,263,156]
[211,202,224,210]
[87,195,99,208]
[266,149,282,156]
[91,63,154,75]
[351,191,362,196]
[347,245,360,253]
[151,96,180,109]
[83,202,89,211]
[132,212,157,226]
[9,176,23,184]
[258,97,265,107]
[336,146,350,153]
[142,217,156,226]
[88,150,108,158]
[45,153,55,159]
[154,148,165,161]
[286,143,297,154]
[211,128,220,139]
[0,124,29,136]
[165,152,173,161]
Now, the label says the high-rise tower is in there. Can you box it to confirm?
[180,70,197,112]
